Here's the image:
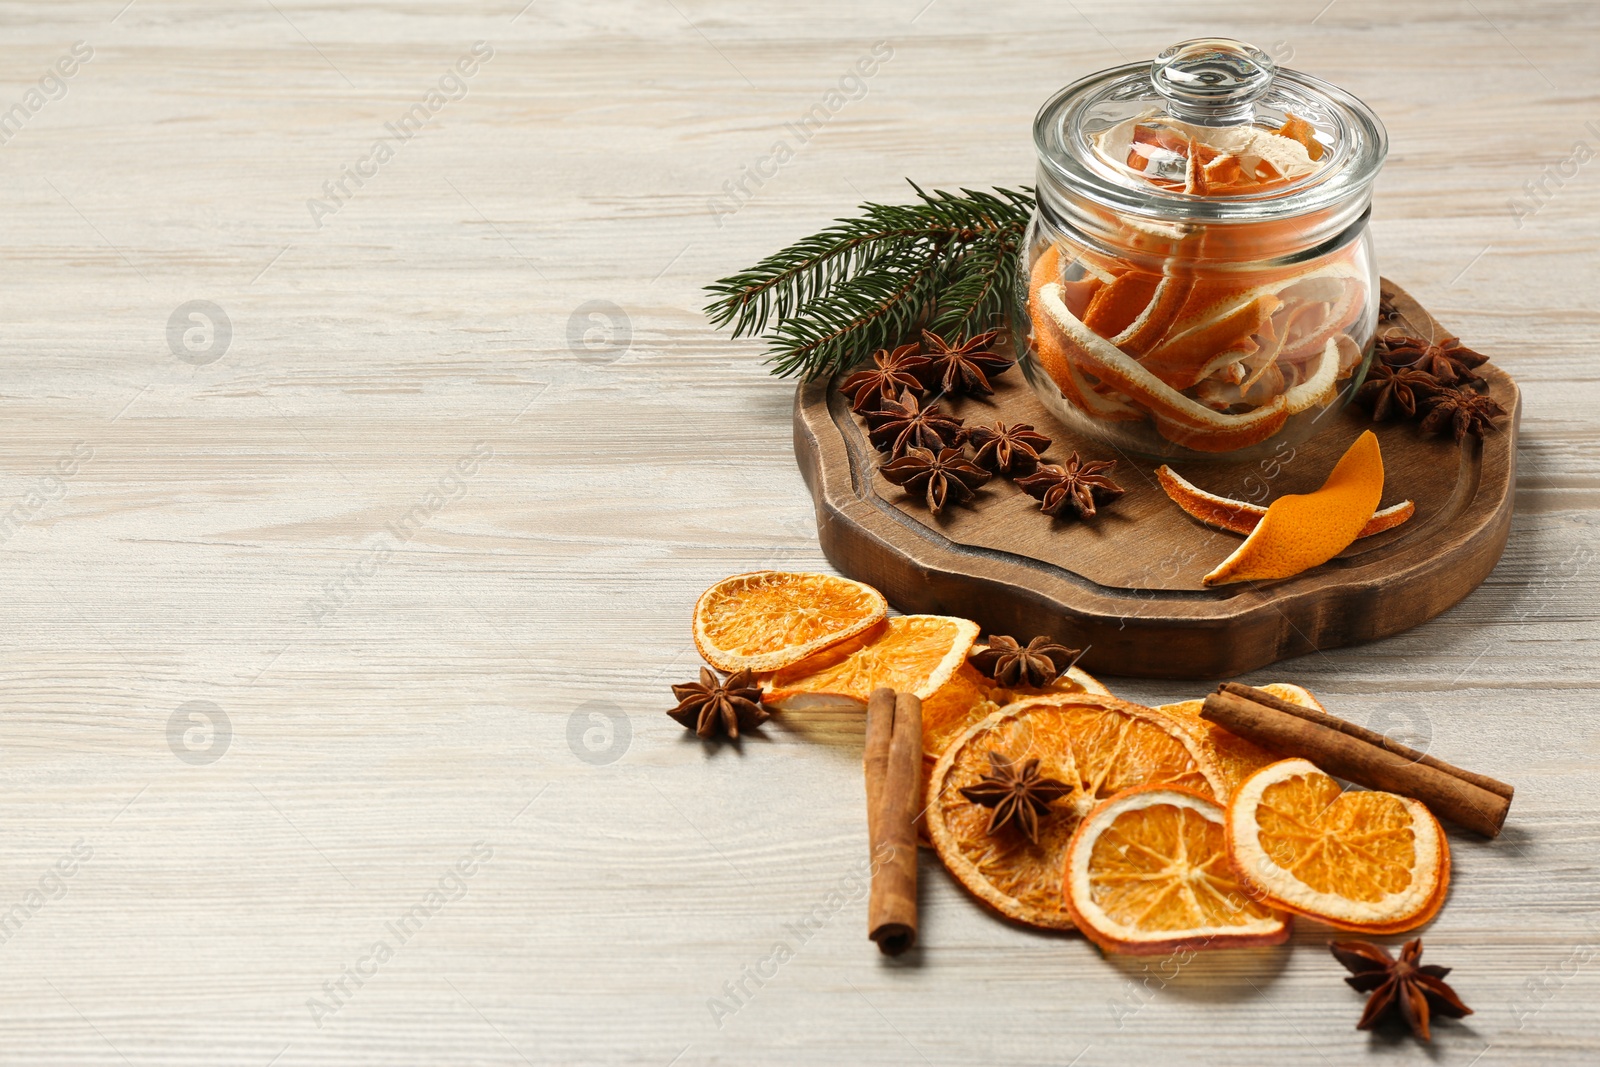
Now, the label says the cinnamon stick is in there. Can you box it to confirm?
[1217,683,1515,800]
[1201,685,1513,838]
[864,687,920,955]
[864,688,895,839]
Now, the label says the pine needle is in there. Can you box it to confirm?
[704,182,1035,380]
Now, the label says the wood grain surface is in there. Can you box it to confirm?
[796,282,1521,678]
[0,1,1596,1064]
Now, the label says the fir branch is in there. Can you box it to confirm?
[704,182,1034,380]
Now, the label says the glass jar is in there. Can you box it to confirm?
[1016,38,1387,459]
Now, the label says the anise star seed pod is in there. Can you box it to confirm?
[1355,363,1444,422]
[865,389,967,458]
[1378,335,1489,387]
[969,635,1080,688]
[967,421,1052,475]
[919,329,1015,397]
[958,750,1073,843]
[1420,387,1506,443]
[1015,453,1125,519]
[839,342,931,414]
[880,446,991,514]
[1376,290,1402,323]
[668,666,769,740]
[1330,939,1472,1042]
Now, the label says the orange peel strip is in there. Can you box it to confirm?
[1201,430,1385,586]
[1083,271,1163,338]
[1149,336,1340,452]
[1140,293,1283,389]
[1144,261,1362,367]
[1109,272,1197,357]
[1275,113,1325,162]
[1156,464,1414,539]
[1030,260,1144,422]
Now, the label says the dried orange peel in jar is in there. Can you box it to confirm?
[1030,249,1366,453]
[1100,115,1326,195]
[1021,39,1388,455]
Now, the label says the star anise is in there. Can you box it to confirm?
[1354,363,1444,421]
[1419,387,1506,443]
[958,751,1073,843]
[1376,289,1402,324]
[967,421,1052,475]
[1378,334,1489,387]
[969,635,1080,688]
[668,666,769,740]
[880,446,991,513]
[839,343,930,414]
[865,389,966,458]
[1330,939,1472,1042]
[919,329,1015,397]
[1015,453,1125,519]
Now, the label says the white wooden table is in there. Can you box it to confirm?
[1,1,1596,1063]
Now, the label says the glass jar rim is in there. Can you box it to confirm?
[1034,60,1388,224]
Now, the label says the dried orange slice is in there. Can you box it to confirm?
[1157,464,1415,540]
[1156,682,1324,799]
[762,614,978,710]
[925,693,1225,930]
[1202,430,1385,586]
[693,571,886,673]
[921,662,1004,764]
[1064,786,1291,954]
[922,657,1112,765]
[918,661,1113,837]
[1226,758,1449,933]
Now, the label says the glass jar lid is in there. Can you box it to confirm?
[1035,38,1387,224]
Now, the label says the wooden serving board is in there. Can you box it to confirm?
[794,281,1520,679]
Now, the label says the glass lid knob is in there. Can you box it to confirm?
[1150,38,1275,125]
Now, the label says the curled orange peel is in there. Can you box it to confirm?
[1156,464,1414,539]
[1029,248,1143,422]
[1027,234,1366,448]
[1274,114,1325,162]
[1039,281,1293,434]
[1041,282,1344,452]
[1201,430,1386,586]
